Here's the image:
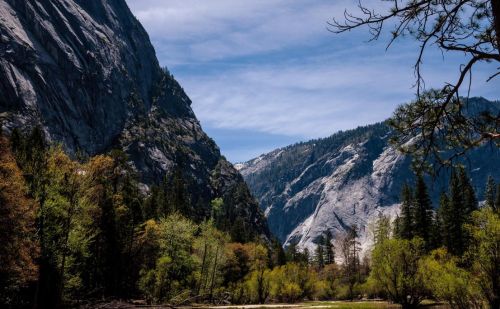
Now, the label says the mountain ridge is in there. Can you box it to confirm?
[237,97,500,253]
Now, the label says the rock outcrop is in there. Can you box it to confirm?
[0,0,269,237]
[237,98,500,254]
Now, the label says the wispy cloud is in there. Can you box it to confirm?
[125,0,499,161]
[180,49,497,139]
[127,0,383,64]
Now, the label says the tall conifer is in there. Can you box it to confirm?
[413,174,433,246]
[485,176,497,210]
[398,183,414,240]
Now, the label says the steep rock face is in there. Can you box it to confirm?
[0,0,269,237]
[238,98,500,254]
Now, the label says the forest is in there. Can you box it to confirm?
[1,0,499,308]
[1,127,499,309]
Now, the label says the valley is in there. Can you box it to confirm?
[0,0,499,309]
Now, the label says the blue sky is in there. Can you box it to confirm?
[126,0,499,163]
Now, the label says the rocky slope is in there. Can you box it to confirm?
[237,98,500,254]
[0,0,268,237]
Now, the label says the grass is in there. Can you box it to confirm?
[205,300,449,309]
[292,300,448,309]
[298,301,400,308]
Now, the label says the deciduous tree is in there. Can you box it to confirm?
[0,136,38,307]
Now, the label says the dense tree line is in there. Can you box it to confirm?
[371,171,500,309]
[0,126,380,307]
[1,128,372,308]
[0,128,269,308]
[1,127,499,309]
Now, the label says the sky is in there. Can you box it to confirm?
[125,0,499,163]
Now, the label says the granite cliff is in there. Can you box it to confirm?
[237,98,500,254]
[0,0,269,237]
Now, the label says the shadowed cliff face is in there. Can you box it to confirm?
[238,98,500,255]
[0,0,269,237]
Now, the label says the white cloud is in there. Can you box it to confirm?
[125,0,499,140]
[177,49,498,138]
[126,0,387,63]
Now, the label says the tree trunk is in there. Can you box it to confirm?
[492,0,500,53]
[198,241,208,295]
[209,245,219,303]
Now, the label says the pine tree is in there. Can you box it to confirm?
[440,167,477,257]
[286,241,299,263]
[341,225,360,300]
[485,176,496,210]
[413,174,433,246]
[315,235,325,269]
[397,183,414,240]
[230,216,247,243]
[428,210,442,250]
[302,248,311,266]
[108,150,144,296]
[459,168,478,215]
[324,230,335,265]
[165,167,192,217]
[374,213,391,245]
[393,215,402,239]
[448,169,466,256]
[143,185,165,219]
[17,127,59,309]
[437,193,451,249]
[495,184,500,214]
[270,238,286,267]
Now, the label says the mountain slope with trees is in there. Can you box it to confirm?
[237,98,500,253]
[0,0,268,237]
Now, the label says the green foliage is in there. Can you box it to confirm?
[269,238,287,267]
[339,225,361,300]
[194,220,230,301]
[496,184,500,214]
[439,167,477,257]
[324,231,335,265]
[138,214,197,303]
[369,237,426,309]
[420,248,482,309]
[269,263,317,302]
[368,176,499,309]
[395,183,414,240]
[314,264,339,300]
[485,176,497,210]
[2,129,274,307]
[210,198,223,220]
[394,174,436,251]
[313,231,336,271]
[245,244,270,304]
[389,91,500,173]
[465,207,500,309]
[314,236,325,270]
[413,174,433,246]
[373,213,391,245]
[4,125,499,309]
